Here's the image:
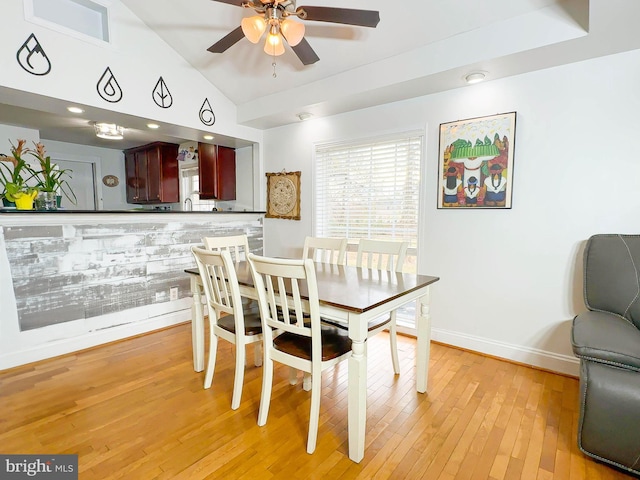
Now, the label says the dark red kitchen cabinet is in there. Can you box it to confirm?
[124,142,179,204]
[198,143,236,200]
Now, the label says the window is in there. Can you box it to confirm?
[27,0,110,43]
[181,167,223,211]
[314,131,423,330]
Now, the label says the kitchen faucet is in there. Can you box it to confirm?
[184,197,193,211]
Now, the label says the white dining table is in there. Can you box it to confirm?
[185,261,439,463]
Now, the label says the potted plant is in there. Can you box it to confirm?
[29,142,77,210]
[0,139,39,210]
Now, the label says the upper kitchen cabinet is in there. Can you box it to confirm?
[198,143,236,200]
[124,142,179,204]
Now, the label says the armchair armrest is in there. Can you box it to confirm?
[572,310,640,371]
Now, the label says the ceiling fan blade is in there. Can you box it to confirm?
[207,26,245,53]
[291,37,319,65]
[210,0,248,6]
[298,6,380,28]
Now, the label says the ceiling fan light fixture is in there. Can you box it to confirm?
[241,15,267,44]
[94,122,124,140]
[280,18,305,47]
[264,31,285,56]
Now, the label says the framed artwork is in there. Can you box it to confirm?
[437,112,516,209]
[266,170,301,220]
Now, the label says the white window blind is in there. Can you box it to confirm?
[314,132,422,250]
[314,131,423,331]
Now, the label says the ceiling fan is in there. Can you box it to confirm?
[207,0,380,65]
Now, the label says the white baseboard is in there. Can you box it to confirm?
[0,309,191,371]
[431,328,580,377]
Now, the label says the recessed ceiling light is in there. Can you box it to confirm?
[67,106,84,114]
[147,123,159,129]
[203,135,214,140]
[464,72,486,84]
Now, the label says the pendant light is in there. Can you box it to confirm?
[241,15,267,44]
[280,18,304,46]
[264,26,285,56]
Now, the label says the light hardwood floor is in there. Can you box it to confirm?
[0,323,634,479]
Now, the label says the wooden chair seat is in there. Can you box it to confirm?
[273,326,351,361]
[217,312,263,336]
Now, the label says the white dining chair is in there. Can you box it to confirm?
[203,234,251,263]
[203,233,259,334]
[358,239,407,374]
[191,246,263,409]
[324,239,407,375]
[298,236,348,388]
[248,253,352,454]
[302,236,347,265]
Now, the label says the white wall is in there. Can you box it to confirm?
[261,48,640,376]
[0,125,40,155]
[234,146,255,211]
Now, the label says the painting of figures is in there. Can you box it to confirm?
[437,112,516,209]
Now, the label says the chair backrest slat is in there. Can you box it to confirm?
[203,234,251,263]
[356,239,408,273]
[192,246,242,321]
[303,237,347,265]
[249,254,318,338]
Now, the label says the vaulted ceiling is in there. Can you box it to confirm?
[3,0,640,149]
[119,0,632,130]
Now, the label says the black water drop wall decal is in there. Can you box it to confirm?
[16,33,51,76]
[97,67,123,103]
[199,98,215,126]
[152,76,173,108]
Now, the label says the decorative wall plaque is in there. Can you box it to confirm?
[152,76,173,108]
[97,67,123,103]
[266,171,301,220]
[16,33,51,76]
[102,175,119,187]
[199,98,215,126]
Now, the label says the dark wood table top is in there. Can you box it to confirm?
[186,261,439,314]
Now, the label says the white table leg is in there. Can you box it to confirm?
[190,275,205,372]
[348,336,367,463]
[416,287,431,393]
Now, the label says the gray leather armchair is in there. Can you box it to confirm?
[571,234,640,476]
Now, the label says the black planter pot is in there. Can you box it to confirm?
[2,197,16,208]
